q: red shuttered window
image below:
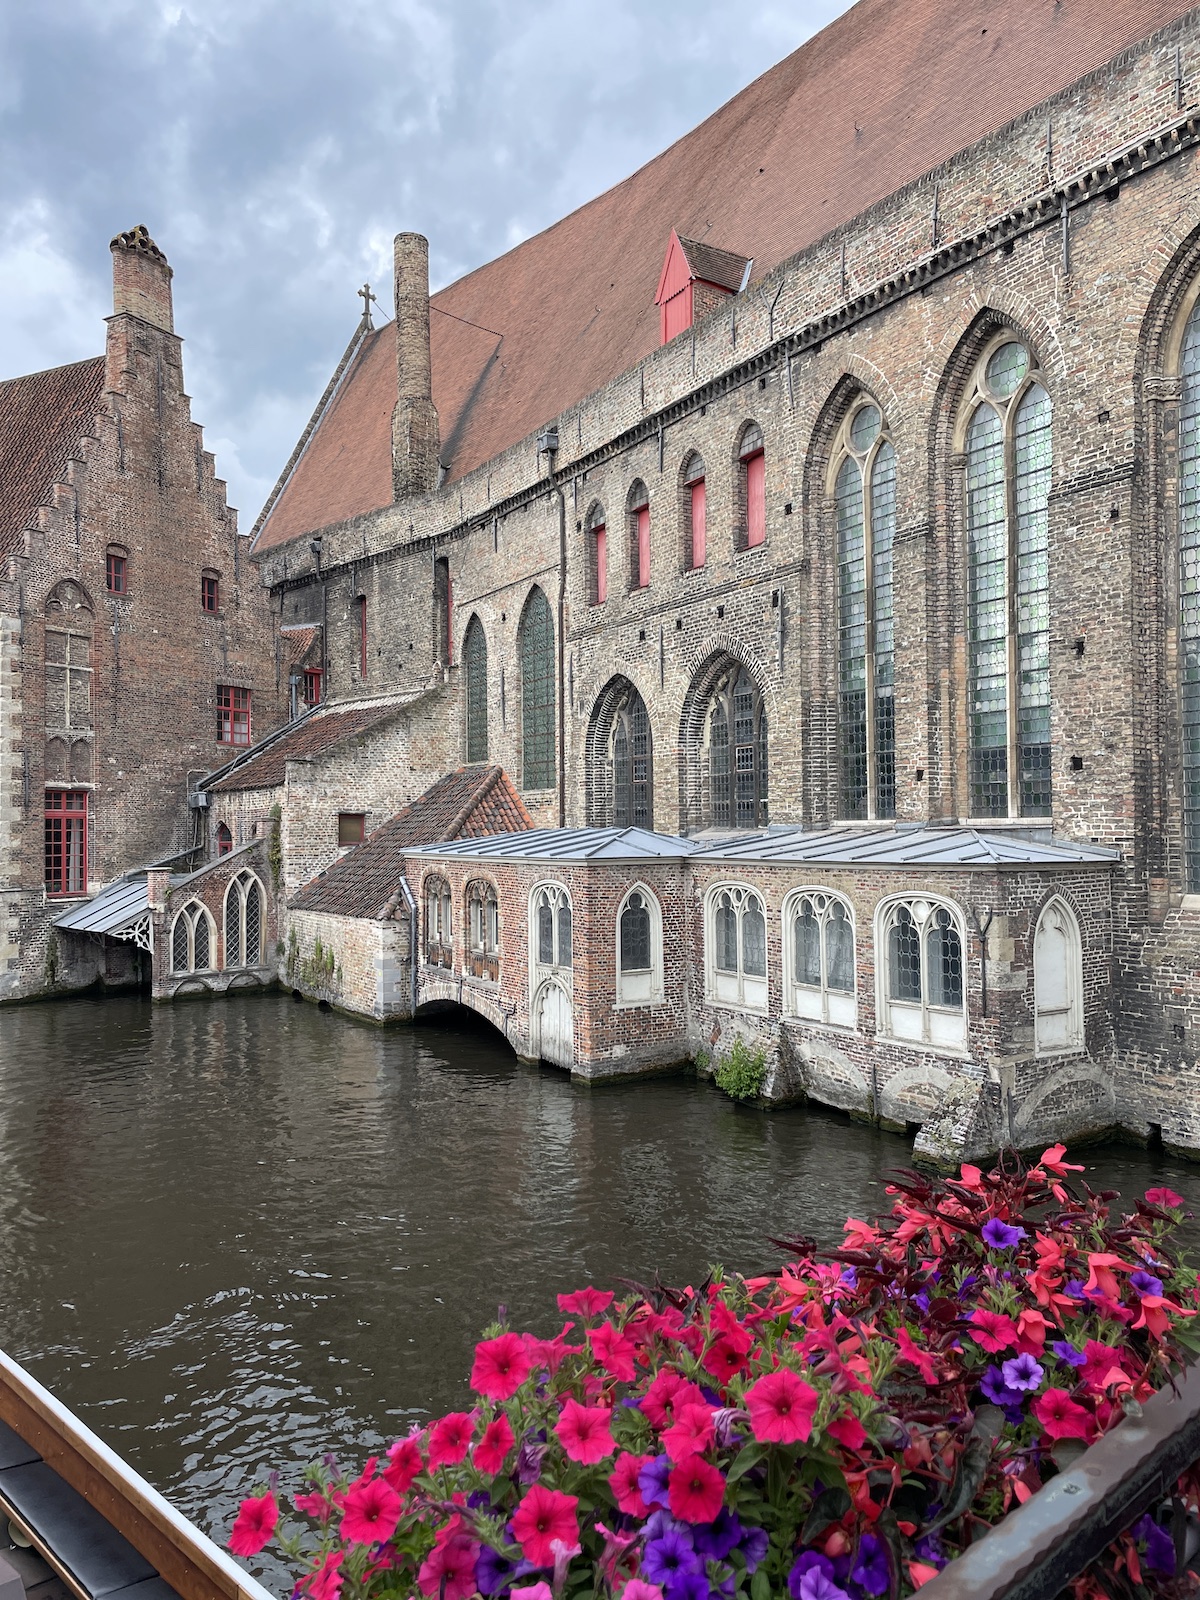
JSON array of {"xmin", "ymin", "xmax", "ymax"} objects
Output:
[
  {"xmin": 217, "ymin": 685, "xmax": 252, "ymax": 745},
  {"xmin": 746, "ymin": 450, "xmax": 766, "ymax": 548},
  {"xmin": 106, "ymin": 549, "xmax": 127, "ymax": 594},
  {"xmin": 302, "ymin": 668, "xmax": 323, "ymax": 707},
  {"xmin": 690, "ymin": 478, "xmax": 707, "ymax": 569},
  {"xmin": 45, "ymin": 790, "xmax": 88, "ymax": 895},
  {"xmin": 636, "ymin": 505, "xmax": 651, "ymax": 588},
  {"xmin": 594, "ymin": 525, "xmax": 607, "ymax": 605}
]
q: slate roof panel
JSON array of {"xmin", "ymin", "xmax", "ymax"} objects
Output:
[
  {"xmin": 251, "ymin": 0, "xmax": 1191, "ymax": 552},
  {"xmin": 54, "ymin": 875, "xmax": 149, "ymax": 935},
  {"xmin": 0, "ymin": 357, "xmax": 105, "ymax": 556}
]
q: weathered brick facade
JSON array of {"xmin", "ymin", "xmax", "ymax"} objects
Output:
[{"xmin": 0, "ymin": 228, "xmax": 284, "ymax": 1000}]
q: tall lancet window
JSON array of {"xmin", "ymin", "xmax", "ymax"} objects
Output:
[
  {"xmin": 833, "ymin": 401, "xmax": 896, "ymax": 819},
  {"xmin": 1180, "ymin": 304, "xmax": 1200, "ymax": 889},
  {"xmin": 964, "ymin": 338, "xmax": 1053, "ymax": 819},
  {"xmin": 464, "ymin": 615, "xmax": 488, "ymax": 763}
]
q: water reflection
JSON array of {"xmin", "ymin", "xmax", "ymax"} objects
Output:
[{"xmin": 0, "ymin": 992, "xmax": 1195, "ymax": 1549}]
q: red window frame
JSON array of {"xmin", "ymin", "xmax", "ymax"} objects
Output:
[
  {"xmin": 635, "ymin": 505, "xmax": 651, "ymax": 589},
  {"xmin": 216, "ymin": 822, "xmax": 233, "ymax": 856},
  {"xmin": 302, "ymin": 668, "xmax": 323, "ymax": 707},
  {"xmin": 201, "ymin": 573, "xmax": 220, "ymax": 612},
  {"xmin": 744, "ymin": 450, "xmax": 766, "ymax": 549},
  {"xmin": 593, "ymin": 525, "xmax": 607, "ymax": 605},
  {"xmin": 690, "ymin": 478, "xmax": 707, "ymax": 569},
  {"xmin": 217, "ymin": 684, "xmax": 252, "ymax": 746},
  {"xmin": 45, "ymin": 789, "xmax": 88, "ymax": 896},
  {"xmin": 106, "ymin": 550, "xmax": 127, "ymax": 594},
  {"xmin": 358, "ymin": 596, "xmax": 368, "ymax": 677}
]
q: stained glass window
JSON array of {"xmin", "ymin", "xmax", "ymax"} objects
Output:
[
  {"xmin": 612, "ymin": 687, "xmax": 652, "ymax": 829},
  {"xmin": 520, "ymin": 588, "xmax": 555, "ymax": 790},
  {"xmin": 1180, "ymin": 305, "xmax": 1200, "ymax": 889},
  {"xmin": 707, "ymin": 665, "xmax": 767, "ymax": 828},
  {"xmin": 464, "ymin": 616, "xmax": 488, "ymax": 763}
]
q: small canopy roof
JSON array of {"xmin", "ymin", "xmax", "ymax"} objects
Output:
[{"xmin": 54, "ymin": 875, "xmax": 149, "ymax": 936}]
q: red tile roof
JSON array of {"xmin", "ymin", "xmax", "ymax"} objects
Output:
[
  {"xmin": 208, "ymin": 699, "xmax": 408, "ymax": 792},
  {"xmin": 288, "ymin": 765, "xmax": 533, "ymax": 918},
  {"xmin": 0, "ymin": 357, "xmax": 105, "ymax": 555},
  {"xmin": 251, "ymin": 0, "xmax": 1191, "ymax": 552}
]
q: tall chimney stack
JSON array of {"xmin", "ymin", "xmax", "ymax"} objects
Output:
[
  {"xmin": 391, "ymin": 232, "xmax": 441, "ymax": 498},
  {"xmin": 109, "ymin": 224, "xmax": 174, "ymax": 332}
]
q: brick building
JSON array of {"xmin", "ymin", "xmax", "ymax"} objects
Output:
[
  {"xmin": 167, "ymin": 0, "xmax": 1200, "ymax": 1157},
  {"xmin": 0, "ymin": 226, "xmax": 284, "ymax": 999}
]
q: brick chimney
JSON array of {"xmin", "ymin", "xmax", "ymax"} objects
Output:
[
  {"xmin": 109, "ymin": 224, "xmax": 174, "ymax": 332},
  {"xmin": 391, "ymin": 232, "xmax": 441, "ymax": 498}
]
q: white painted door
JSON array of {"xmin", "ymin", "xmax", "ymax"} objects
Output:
[{"xmin": 536, "ymin": 982, "xmax": 574, "ymax": 1068}]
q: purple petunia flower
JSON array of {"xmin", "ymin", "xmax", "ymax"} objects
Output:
[
  {"xmin": 641, "ymin": 1530, "xmax": 702, "ymax": 1586},
  {"xmin": 1130, "ymin": 1269, "xmax": 1165, "ymax": 1298},
  {"xmin": 1131, "ymin": 1515, "xmax": 1176, "ymax": 1575},
  {"xmin": 639, "ymin": 1455, "xmax": 673, "ymax": 1510},
  {"xmin": 796, "ymin": 1572, "xmax": 852, "ymax": 1600},
  {"xmin": 980, "ymin": 1366, "xmax": 1024, "ymax": 1408},
  {"xmin": 789, "ymin": 1551, "xmax": 835, "ymax": 1597},
  {"xmin": 840, "ymin": 1266, "xmax": 858, "ymax": 1288},
  {"xmin": 1052, "ymin": 1340, "xmax": 1087, "ymax": 1368},
  {"xmin": 1001, "ymin": 1353, "xmax": 1044, "ymax": 1393},
  {"xmin": 1064, "ymin": 1279, "xmax": 1085, "ymax": 1299},
  {"xmin": 644, "ymin": 1509, "xmax": 686, "ymax": 1542},
  {"xmin": 665, "ymin": 1574, "xmax": 709, "ymax": 1600},
  {"xmin": 913, "ymin": 1535, "xmax": 946, "ymax": 1571},
  {"xmin": 514, "ymin": 1436, "xmax": 546, "ymax": 1485},
  {"xmin": 851, "ymin": 1534, "xmax": 889, "ymax": 1597},
  {"xmin": 913, "ymin": 1290, "xmax": 931, "ymax": 1313},
  {"xmin": 740, "ymin": 1527, "xmax": 769, "ymax": 1575},
  {"xmin": 693, "ymin": 1510, "xmax": 743, "ymax": 1562},
  {"xmin": 981, "ymin": 1218, "xmax": 1026, "ymax": 1250}
]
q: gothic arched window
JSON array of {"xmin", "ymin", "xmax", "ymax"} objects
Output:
[
  {"xmin": 1179, "ymin": 303, "xmax": 1200, "ymax": 888},
  {"xmin": 532, "ymin": 884, "xmax": 572, "ymax": 971},
  {"xmin": 963, "ymin": 338, "xmax": 1053, "ymax": 819},
  {"xmin": 171, "ymin": 901, "xmax": 214, "ymax": 975},
  {"xmin": 44, "ymin": 581, "xmax": 94, "ymax": 733},
  {"xmin": 705, "ymin": 665, "xmax": 768, "ymax": 828},
  {"xmin": 628, "ymin": 481, "xmax": 651, "ymax": 590},
  {"xmin": 464, "ymin": 615, "xmax": 489, "ymax": 763},
  {"xmin": 784, "ymin": 889, "xmax": 856, "ymax": 1027},
  {"xmin": 424, "ymin": 875, "xmax": 453, "ymax": 968},
  {"xmin": 706, "ymin": 884, "xmax": 768, "ymax": 1010},
  {"xmin": 617, "ymin": 885, "xmax": 663, "ymax": 1006},
  {"xmin": 877, "ymin": 896, "xmax": 965, "ymax": 1050},
  {"xmin": 519, "ymin": 587, "xmax": 555, "ymax": 791},
  {"xmin": 223, "ymin": 870, "xmax": 264, "ymax": 969},
  {"xmin": 736, "ymin": 423, "xmax": 766, "ymax": 550},
  {"xmin": 833, "ymin": 400, "xmax": 896, "ymax": 819},
  {"xmin": 612, "ymin": 687, "xmax": 652, "ymax": 830},
  {"xmin": 1033, "ymin": 896, "xmax": 1083, "ymax": 1055},
  {"xmin": 467, "ymin": 879, "xmax": 499, "ymax": 980},
  {"xmin": 216, "ymin": 822, "xmax": 233, "ymax": 856},
  {"xmin": 682, "ymin": 452, "xmax": 706, "ymax": 570}
]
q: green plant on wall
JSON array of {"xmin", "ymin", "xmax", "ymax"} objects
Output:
[
  {"xmin": 713, "ymin": 1036, "xmax": 767, "ymax": 1102},
  {"xmin": 43, "ymin": 930, "xmax": 59, "ymax": 988},
  {"xmin": 268, "ymin": 803, "xmax": 283, "ymax": 891}
]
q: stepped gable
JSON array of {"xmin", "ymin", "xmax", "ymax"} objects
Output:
[
  {"xmin": 0, "ymin": 357, "xmax": 105, "ymax": 555},
  {"xmin": 208, "ymin": 699, "xmax": 407, "ymax": 793},
  {"xmin": 251, "ymin": 0, "xmax": 1192, "ymax": 553},
  {"xmin": 289, "ymin": 766, "xmax": 532, "ymax": 919}
]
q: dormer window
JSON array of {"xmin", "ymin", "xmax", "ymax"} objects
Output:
[{"xmin": 655, "ymin": 230, "xmax": 751, "ymax": 345}]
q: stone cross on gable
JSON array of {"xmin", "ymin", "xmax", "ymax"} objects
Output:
[{"xmin": 358, "ymin": 283, "xmax": 377, "ymax": 330}]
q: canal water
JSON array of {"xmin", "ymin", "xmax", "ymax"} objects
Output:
[{"xmin": 0, "ymin": 992, "xmax": 1197, "ymax": 1553}]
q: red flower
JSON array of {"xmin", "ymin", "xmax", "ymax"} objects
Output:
[
  {"xmin": 471, "ymin": 1332, "xmax": 532, "ymax": 1401},
  {"xmin": 524, "ymin": 1322, "xmax": 584, "ymax": 1375},
  {"xmin": 300, "ymin": 1551, "xmax": 344, "ymax": 1600},
  {"xmin": 228, "ymin": 1490, "xmax": 278, "ymax": 1556},
  {"xmin": 968, "ymin": 1309, "xmax": 1019, "ymax": 1354},
  {"xmin": 642, "ymin": 1369, "xmax": 705, "ymax": 1431},
  {"xmin": 341, "ymin": 1476, "xmax": 402, "ymax": 1545},
  {"xmin": 1146, "ymin": 1187, "xmax": 1185, "ymax": 1210},
  {"xmin": 744, "ymin": 1369, "xmax": 819, "ymax": 1445},
  {"xmin": 702, "ymin": 1335, "xmax": 751, "ymax": 1384},
  {"xmin": 474, "ymin": 1413, "xmax": 515, "ymax": 1474},
  {"xmin": 667, "ymin": 1454, "xmax": 726, "ymax": 1524},
  {"xmin": 382, "ymin": 1436, "xmax": 423, "ymax": 1494},
  {"xmin": 418, "ymin": 1531, "xmax": 480, "ymax": 1600},
  {"xmin": 1032, "ymin": 1388, "xmax": 1094, "ymax": 1441},
  {"xmin": 511, "ymin": 1484, "xmax": 580, "ymax": 1567},
  {"xmin": 896, "ymin": 1327, "xmax": 938, "ymax": 1385},
  {"xmin": 826, "ymin": 1411, "xmax": 868, "ymax": 1451},
  {"xmin": 663, "ymin": 1401, "xmax": 715, "ymax": 1462},
  {"xmin": 1081, "ymin": 1340, "xmax": 1128, "ymax": 1395},
  {"xmin": 1039, "ymin": 1144, "xmax": 1084, "ymax": 1177},
  {"xmin": 428, "ymin": 1412, "xmax": 475, "ymax": 1468},
  {"xmin": 293, "ymin": 1486, "xmax": 333, "ymax": 1521},
  {"xmin": 590, "ymin": 1321, "xmax": 637, "ymax": 1382},
  {"xmin": 557, "ymin": 1287, "xmax": 614, "ymax": 1318},
  {"xmin": 556, "ymin": 1398, "xmax": 615, "ymax": 1464},
  {"xmin": 609, "ymin": 1452, "xmax": 653, "ymax": 1517}
]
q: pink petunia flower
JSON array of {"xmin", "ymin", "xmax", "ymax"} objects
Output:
[
  {"xmin": 1146, "ymin": 1187, "xmax": 1185, "ymax": 1210},
  {"xmin": 340, "ymin": 1476, "xmax": 402, "ymax": 1545},
  {"xmin": 667, "ymin": 1453, "xmax": 726, "ymax": 1523},
  {"xmin": 896, "ymin": 1327, "xmax": 938, "ymax": 1386},
  {"xmin": 968, "ymin": 1309, "xmax": 1019, "ymax": 1354},
  {"xmin": 1032, "ymin": 1388, "xmax": 1094, "ymax": 1441},
  {"xmin": 293, "ymin": 1486, "xmax": 333, "ymax": 1521},
  {"xmin": 427, "ymin": 1411, "xmax": 475, "ymax": 1468},
  {"xmin": 228, "ymin": 1491, "xmax": 278, "ymax": 1557},
  {"xmin": 382, "ymin": 1436, "xmax": 423, "ymax": 1494},
  {"xmin": 642, "ymin": 1369, "xmax": 706, "ymax": 1431},
  {"xmin": 510, "ymin": 1587, "xmax": 554, "ymax": 1600},
  {"xmin": 609, "ymin": 1452, "xmax": 653, "ymax": 1517},
  {"xmin": 702, "ymin": 1334, "xmax": 752, "ymax": 1384},
  {"xmin": 744, "ymin": 1369, "xmax": 819, "ymax": 1445},
  {"xmin": 511, "ymin": 1484, "xmax": 580, "ymax": 1567},
  {"xmin": 471, "ymin": 1331, "xmax": 532, "ymax": 1401},
  {"xmin": 826, "ymin": 1411, "xmax": 867, "ymax": 1451},
  {"xmin": 557, "ymin": 1287, "xmax": 614, "ymax": 1318},
  {"xmin": 556, "ymin": 1398, "xmax": 615, "ymax": 1464},
  {"xmin": 621, "ymin": 1583, "xmax": 665, "ymax": 1600},
  {"xmin": 590, "ymin": 1321, "xmax": 638, "ymax": 1382},
  {"xmin": 417, "ymin": 1531, "xmax": 480, "ymax": 1600},
  {"xmin": 300, "ymin": 1551, "xmax": 345, "ymax": 1600},
  {"xmin": 474, "ymin": 1412, "xmax": 516, "ymax": 1474},
  {"xmin": 663, "ymin": 1401, "xmax": 715, "ymax": 1463}
]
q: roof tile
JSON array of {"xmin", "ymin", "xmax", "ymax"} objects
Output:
[
  {"xmin": 209, "ymin": 699, "xmax": 409, "ymax": 792},
  {"xmin": 0, "ymin": 358, "xmax": 105, "ymax": 555}
]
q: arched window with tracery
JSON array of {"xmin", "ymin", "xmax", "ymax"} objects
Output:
[
  {"xmin": 617, "ymin": 884, "xmax": 663, "ymax": 1005},
  {"xmin": 171, "ymin": 901, "xmax": 214, "ymax": 975},
  {"xmin": 612, "ymin": 687, "xmax": 652, "ymax": 830},
  {"xmin": 424, "ymin": 875, "xmax": 453, "ymax": 968},
  {"xmin": 464, "ymin": 615, "xmax": 489, "ymax": 763},
  {"xmin": 532, "ymin": 884, "xmax": 572, "ymax": 972},
  {"xmin": 44, "ymin": 581, "xmax": 94, "ymax": 734},
  {"xmin": 706, "ymin": 883, "xmax": 768, "ymax": 1010},
  {"xmin": 223, "ymin": 870, "xmax": 264, "ymax": 969},
  {"xmin": 784, "ymin": 889, "xmax": 856, "ymax": 1026},
  {"xmin": 877, "ymin": 896, "xmax": 965, "ymax": 1050},
  {"xmin": 519, "ymin": 587, "xmax": 555, "ymax": 791},
  {"xmin": 833, "ymin": 399, "xmax": 896, "ymax": 819},
  {"xmin": 467, "ymin": 879, "xmax": 499, "ymax": 980},
  {"xmin": 1178, "ymin": 302, "xmax": 1200, "ymax": 888},
  {"xmin": 705, "ymin": 665, "xmax": 768, "ymax": 828},
  {"xmin": 963, "ymin": 337, "xmax": 1053, "ymax": 819}
]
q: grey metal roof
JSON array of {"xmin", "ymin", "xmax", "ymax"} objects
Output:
[
  {"xmin": 689, "ymin": 825, "xmax": 1120, "ymax": 868},
  {"xmin": 405, "ymin": 826, "xmax": 700, "ymax": 863},
  {"xmin": 54, "ymin": 875, "xmax": 150, "ymax": 935},
  {"xmin": 407, "ymin": 824, "xmax": 1119, "ymax": 869}
]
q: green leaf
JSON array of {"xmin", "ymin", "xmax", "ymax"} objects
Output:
[
  {"xmin": 727, "ymin": 1441, "xmax": 771, "ymax": 1483},
  {"xmin": 801, "ymin": 1486, "xmax": 852, "ymax": 1544},
  {"xmin": 751, "ymin": 1568, "xmax": 772, "ymax": 1600}
]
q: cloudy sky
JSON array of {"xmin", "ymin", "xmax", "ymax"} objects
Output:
[{"xmin": 0, "ymin": 0, "xmax": 849, "ymax": 526}]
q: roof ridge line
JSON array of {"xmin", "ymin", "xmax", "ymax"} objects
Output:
[{"xmin": 446, "ymin": 764, "xmax": 503, "ymax": 838}]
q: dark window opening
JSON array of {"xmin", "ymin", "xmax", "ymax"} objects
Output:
[
  {"xmin": 338, "ymin": 812, "xmax": 365, "ymax": 847},
  {"xmin": 106, "ymin": 549, "xmax": 127, "ymax": 595},
  {"xmin": 201, "ymin": 572, "xmax": 220, "ymax": 612}
]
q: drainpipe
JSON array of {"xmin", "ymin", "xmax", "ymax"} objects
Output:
[
  {"xmin": 539, "ymin": 427, "xmax": 566, "ymax": 827},
  {"xmin": 398, "ymin": 876, "xmax": 418, "ymax": 1019}
]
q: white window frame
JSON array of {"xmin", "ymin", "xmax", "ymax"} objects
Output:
[
  {"xmin": 1033, "ymin": 895, "xmax": 1084, "ymax": 1056},
  {"xmin": 424, "ymin": 875, "xmax": 453, "ymax": 967},
  {"xmin": 782, "ymin": 888, "xmax": 857, "ymax": 1028},
  {"xmin": 615, "ymin": 882, "xmax": 664, "ymax": 1008},
  {"xmin": 170, "ymin": 900, "xmax": 215, "ymax": 975},
  {"xmin": 529, "ymin": 881, "xmax": 573, "ymax": 1001},
  {"xmin": 875, "ymin": 895, "xmax": 967, "ymax": 1052},
  {"xmin": 222, "ymin": 869, "xmax": 265, "ymax": 970},
  {"xmin": 704, "ymin": 883, "xmax": 769, "ymax": 1012}
]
